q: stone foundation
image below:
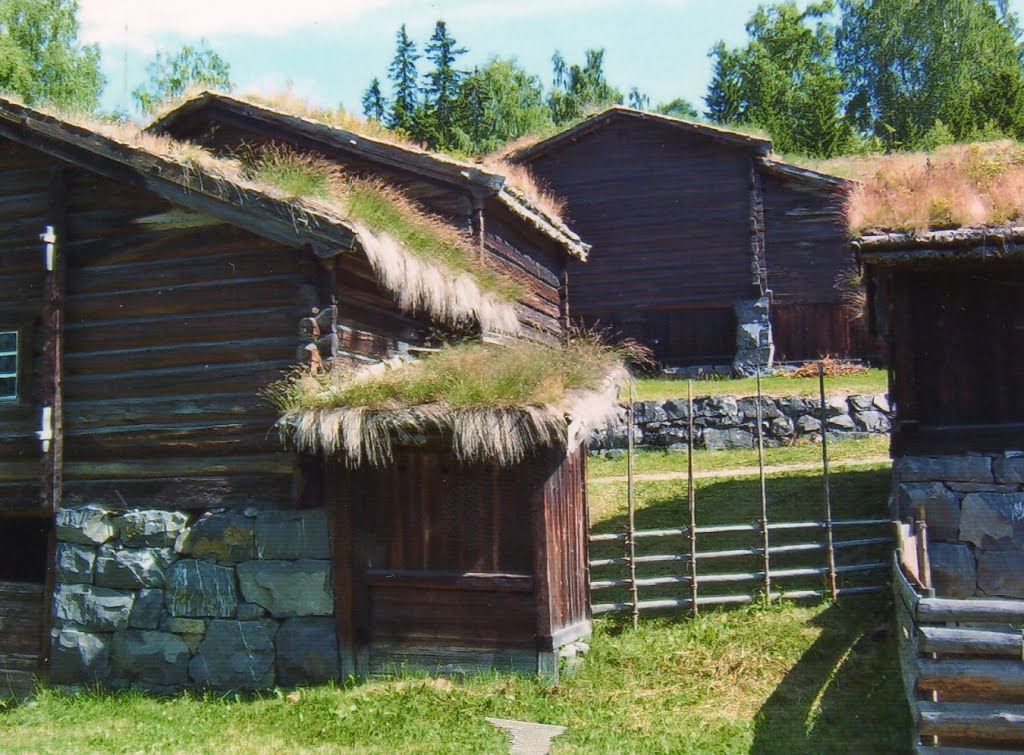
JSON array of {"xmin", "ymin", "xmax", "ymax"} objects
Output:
[
  {"xmin": 51, "ymin": 504, "xmax": 338, "ymax": 691},
  {"xmin": 892, "ymin": 453, "xmax": 1024, "ymax": 599},
  {"xmin": 733, "ymin": 297, "xmax": 774, "ymax": 377},
  {"xmin": 590, "ymin": 392, "xmax": 892, "ymax": 452}
]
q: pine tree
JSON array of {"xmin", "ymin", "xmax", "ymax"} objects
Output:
[
  {"xmin": 422, "ymin": 20, "xmax": 467, "ymax": 149},
  {"xmin": 362, "ymin": 77, "xmax": 386, "ymax": 121},
  {"xmin": 386, "ymin": 24, "xmax": 419, "ymax": 134},
  {"xmin": 548, "ymin": 49, "xmax": 622, "ymax": 124}
]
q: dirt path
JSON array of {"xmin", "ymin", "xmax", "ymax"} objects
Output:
[{"xmin": 591, "ymin": 456, "xmax": 891, "ymax": 484}]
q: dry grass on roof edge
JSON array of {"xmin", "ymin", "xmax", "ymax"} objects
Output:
[
  {"xmin": 803, "ymin": 140, "xmax": 1024, "ymax": 236},
  {"xmin": 267, "ymin": 335, "xmax": 643, "ymax": 467}
]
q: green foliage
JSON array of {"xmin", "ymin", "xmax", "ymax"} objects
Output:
[
  {"xmin": 0, "ymin": 0, "xmax": 103, "ymax": 111},
  {"xmin": 243, "ymin": 145, "xmax": 340, "ymax": 199},
  {"xmin": 361, "ymin": 77, "xmax": 386, "ymax": 122},
  {"xmin": 418, "ymin": 20, "xmax": 467, "ymax": 149},
  {"xmin": 386, "ymin": 24, "xmax": 419, "ymax": 134},
  {"xmin": 656, "ymin": 97, "xmax": 701, "ymax": 120},
  {"xmin": 549, "ymin": 48, "xmax": 623, "ymax": 125},
  {"xmin": 451, "ymin": 57, "xmax": 552, "ymax": 153},
  {"xmin": 131, "ymin": 40, "xmax": 231, "ymax": 113},
  {"xmin": 837, "ymin": 0, "xmax": 1024, "ymax": 148},
  {"xmin": 706, "ymin": 1, "xmax": 857, "ymax": 157}
]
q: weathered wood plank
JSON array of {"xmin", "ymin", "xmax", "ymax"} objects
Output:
[
  {"xmin": 918, "ymin": 701, "xmax": 1024, "ymax": 741},
  {"xmin": 917, "ymin": 657, "xmax": 1024, "ymax": 698},
  {"xmin": 919, "ymin": 626, "xmax": 1024, "ymax": 658},
  {"xmin": 917, "ymin": 597, "xmax": 1024, "ymax": 625}
]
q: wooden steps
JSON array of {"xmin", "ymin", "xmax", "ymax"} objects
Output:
[{"xmin": 0, "ymin": 580, "xmax": 44, "ymax": 698}]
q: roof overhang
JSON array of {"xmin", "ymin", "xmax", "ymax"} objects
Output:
[{"xmin": 855, "ymin": 226, "xmax": 1024, "ymax": 267}]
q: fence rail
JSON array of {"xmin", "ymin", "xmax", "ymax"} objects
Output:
[{"xmin": 590, "ymin": 362, "xmax": 892, "ymax": 618}]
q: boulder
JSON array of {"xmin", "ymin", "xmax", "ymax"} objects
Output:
[
  {"xmin": 129, "ymin": 589, "xmax": 164, "ymax": 630},
  {"xmin": 737, "ymin": 396, "xmax": 781, "ymax": 421},
  {"xmin": 703, "ymin": 428, "xmax": 753, "ymax": 450},
  {"xmin": 275, "ymin": 617, "xmax": 340, "ymax": 686},
  {"xmin": 854, "ymin": 410, "xmax": 890, "ymax": 433},
  {"xmin": 236, "ymin": 602, "xmax": 267, "ymax": 620},
  {"xmin": 53, "ymin": 584, "xmax": 134, "ymax": 631},
  {"xmin": 826, "ymin": 414, "xmax": 857, "ymax": 431},
  {"xmin": 897, "ymin": 483, "xmax": 961, "ymax": 541},
  {"xmin": 795, "ymin": 415, "xmax": 822, "ymax": 434},
  {"xmin": 770, "ymin": 415, "xmax": 794, "ymax": 437},
  {"xmin": 959, "ymin": 493, "xmax": 1024, "ymax": 549},
  {"xmin": 848, "ymin": 394, "xmax": 876, "ymax": 413},
  {"xmin": 165, "ymin": 559, "xmax": 238, "ymax": 618},
  {"xmin": 824, "ymin": 395, "xmax": 850, "ymax": 418},
  {"xmin": 236, "ymin": 560, "xmax": 332, "ymax": 617},
  {"xmin": 928, "ymin": 543, "xmax": 977, "ymax": 599},
  {"xmin": 54, "ymin": 543, "xmax": 96, "ymax": 585},
  {"xmin": 175, "ymin": 512, "xmax": 255, "ymax": 562},
  {"xmin": 255, "ymin": 509, "xmax": 331, "ymax": 560},
  {"xmin": 116, "ymin": 510, "xmax": 190, "ymax": 547},
  {"xmin": 993, "ymin": 456, "xmax": 1024, "ymax": 484},
  {"xmin": 110, "ymin": 630, "xmax": 190, "ymax": 688},
  {"xmin": 661, "ymin": 399, "xmax": 689, "ymax": 421},
  {"xmin": 56, "ymin": 505, "xmax": 115, "ymax": 546},
  {"xmin": 698, "ymin": 396, "xmax": 739, "ymax": 421},
  {"xmin": 977, "ymin": 551, "xmax": 1024, "ymax": 599},
  {"xmin": 94, "ymin": 546, "xmax": 173, "ymax": 590},
  {"xmin": 894, "ymin": 456, "xmax": 993, "ymax": 484},
  {"xmin": 50, "ymin": 628, "xmax": 109, "ymax": 683},
  {"xmin": 636, "ymin": 401, "xmax": 668, "ymax": 423},
  {"xmin": 873, "ymin": 394, "xmax": 892, "ymax": 413},
  {"xmin": 777, "ymin": 396, "xmax": 817, "ymax": 418},
  {"xmin": 189, "ymin": 619, "xmax": 277, "ymax": 689}
]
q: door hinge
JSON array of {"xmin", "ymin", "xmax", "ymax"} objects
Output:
[
  {"xmin": 37, "ymin": 405, "xmax": 53, "ymax": 452},
  {"xmin": 40, "ymin": 225, "xmax": 56, "ymax": 271}
]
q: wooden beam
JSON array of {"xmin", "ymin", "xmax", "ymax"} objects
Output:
[{"xmin": 40, "ymin": 166, "xmax": 66, "ymax": 513}]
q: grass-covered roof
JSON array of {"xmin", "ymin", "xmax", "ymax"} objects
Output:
[{"xmin": 269, "ymin": 336, "xmax": 635, "ymax": 467}]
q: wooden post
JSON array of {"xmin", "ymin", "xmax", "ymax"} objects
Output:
[
  {"xmin": 687, "ymin": 380, "xmax": 698, "ymax": 617},
  {"xmin": 40, "ymin": 166, "xmax": 67, "ymax": 514},
  {"xmin": 818, "ymin": 361, "xmax": 838, "ymax": 600},
  {"xmin": 756, "ymin": 367, "xmax": 771, "ymax": 601},
  {"xmin": 916, "ymin": 506, "xmax": 932, "ymax": 591},
  {"xmin": 627, "ymin": 382, "xmax": 639, "ymax": 629}
]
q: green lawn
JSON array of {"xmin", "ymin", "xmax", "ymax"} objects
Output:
[
  {"xmin": 0, "ymin": 442, "xmax": 907, "ymax": 754},
  {"xmin": 633, "ymin": 369, "xmax": 888, "ymax": 402}
]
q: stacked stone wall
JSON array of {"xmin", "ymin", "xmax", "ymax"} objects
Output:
[
  {"xmin": 590, "ymin": 392, "xmax": 892, "ymax": 453},
  {"xmin": 51, "ymin": 504, "xmax": 339, "ymax": 692},
  {"xmin": 892, "ymin": 453, "xmax": 1024, "ymax": 600}
]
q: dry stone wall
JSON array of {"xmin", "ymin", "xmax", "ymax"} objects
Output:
[
  {"xmin": 892, "ymin": 453, "xmax": 1024, "ymax": 600},
  {"xmin": 51, "ymin": 504, "xmax": 339, "ymax": 692},
  {"xmin": 590, "ymin": 392, "xmax": 892, "ymax": 453}
]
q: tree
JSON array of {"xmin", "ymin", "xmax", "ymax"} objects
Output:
[
  {"xmin": 0, "ymin": 0, "xmax": 103, "ymax": 112},
  {"xmin": 705, "ymin": 2, "xmax": 855, "ymax": 157},
  {"xmin": 656, "ymin": 97, "xmax": 700, "ymax": 120},
  {"xmin": 628, "ymin": 87, "xmax": 650, "ymax": 111},
  {"xmin": 421, "ymin": 20, "xmax": 467, "ymax": 149},
  {"xmin": 362, "ymin": 77, "xmax": 386, "ymax": 121},
  {"xmin": 386, "ymin": 24, "xmax": 419, "ymax": 135},
  {"xmin": 837, "ymin": 0, "xmax": 1024, "ymax": 147},
  {"xmin": 451, "ymin": 57, "xmax": 552, "ymax": 153},
  {"xmin": 549, "ymin": 49, "xmax": 622, "ymax": 124},
  {"xmin": 131, "ymin": 40, "xmax": 231, "ymax": 113}
]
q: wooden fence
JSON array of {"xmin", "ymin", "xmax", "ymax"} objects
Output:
[
  {"xmin": 893, "ymin": 522, "xmax": 1024, "ymax": 752},
  {"xmin": 591, "ymin": 364, "xmax": 892, "ymax": 624}
]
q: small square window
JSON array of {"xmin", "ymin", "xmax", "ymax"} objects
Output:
[{"xmin": 0, "ymin": 331, "xmax": 17, "ymax": 400}]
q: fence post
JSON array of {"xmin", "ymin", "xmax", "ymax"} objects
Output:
[
  {"xmin": 818, "ymin": 361, "xmax": 838, "ymax": 601},
  {"xmin": 627, "ymin": 382, "xmax": 639, "ymax": 629},
  {"xmin": 687, "ymin": 379, "xmax": 698, "ymax": 617},
  {"xmin": 756, "ymin": 366, "xmax": 772, "ymax": 601}
]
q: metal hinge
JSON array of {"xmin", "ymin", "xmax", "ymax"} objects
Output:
[
  {"xmin": 40, "ymin": 225, "xmax": 56, "ymax": 271},
  {"xmin": 37, "ymin": 405, "xmax": 53, "ymax": 452}
]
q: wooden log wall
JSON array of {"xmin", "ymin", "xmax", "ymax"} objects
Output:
[
  {"xmin": 893, "ymin": 552, "xmax": 1024, "ymax": 751},
  {"xmin": 0, "ymin": 139, "xmax": 429, "ymax": 511},
  {"xmin": 157, "ymin": 106, "xmax": 568, "ymax": 337}
]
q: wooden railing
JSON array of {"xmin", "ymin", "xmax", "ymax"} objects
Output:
[{"xmin": 893, "ymin": 522, "xmax": 1024, "ymax": 753}]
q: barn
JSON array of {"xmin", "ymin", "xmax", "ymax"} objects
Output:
[
  {"xmin": 0, "ymin": 95, "xmax": 598, "ymax": 693},
  {"xmin": 507, "ymin": 107, "xmax": 869, "ymax": 372}
]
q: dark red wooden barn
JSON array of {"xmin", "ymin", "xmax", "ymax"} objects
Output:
[{"xmin": 508, "ymin": 107, "xmax": 871, "ymax": 369}]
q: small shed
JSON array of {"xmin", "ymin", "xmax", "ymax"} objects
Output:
[
  {"xmin": 858, "ymin": 227, "xmax": 1024, "ymax": 599},
  {"xmin": 275, "ymin": 338, "xmax": 626, "ymax": 678},
  {"xmin": 507, "ymin": 108, "xmax": 869, "ymax": 370}
]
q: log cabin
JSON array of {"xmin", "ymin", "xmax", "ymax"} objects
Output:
[
  {"xmin": 858, "ymin": 227, "xmax": 1024, "ymax": 601},
  {"xmin": 507, "ymin": 107, "xmax": 869, "ymax": 371},
  {"xmin": 0, "ymin": 96, "xmax": 597, "ymax": 694}
]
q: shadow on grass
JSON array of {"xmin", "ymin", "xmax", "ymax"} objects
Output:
[{"xmin": 749, "ymin": 599, "xmax": 911, "ymax": 755}]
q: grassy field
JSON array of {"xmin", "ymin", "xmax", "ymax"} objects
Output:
[
  {"xmin": 0, "ymin": 440, "xmax": 907, "ymax": 753},
  {"xmin": 633, "ymin": 369, "xmax": 888, "ymax": 402}
]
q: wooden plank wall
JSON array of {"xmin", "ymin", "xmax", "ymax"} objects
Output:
[
  {"xmin": 772, "ymin": 303, "xmax": 875, "ymax": 363},
  {"xmin": 0, "ymin": 138, "xmax": 429, "ymax": 511},
  {"xmin": 541, "ymin": 445, "xmax": 590, "ymax": 637},
  {"xmin": 158, "ymin": 108, "xmax": 568, "ymax": 337},
  {"xmin": 526, "ymin": 119, "xmax": 756, "ymax": 319}
]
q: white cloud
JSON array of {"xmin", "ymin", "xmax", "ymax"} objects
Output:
[{"xmin": 79, "ymin": 0, "xmax": 694, "ymax": 52}]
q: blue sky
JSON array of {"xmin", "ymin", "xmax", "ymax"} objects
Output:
[{"xmin": 79, "ymin": 0, "xmax": 1024, "ymax": 118}]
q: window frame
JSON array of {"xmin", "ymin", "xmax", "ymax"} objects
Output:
[{"xmin": 0, "ymin": 329, "xmax": 19, "ymax": 402}]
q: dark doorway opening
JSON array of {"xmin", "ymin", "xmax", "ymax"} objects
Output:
[{"xmin": 0, "ymin": 516, "xmax": 52, "ymax": 583}]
